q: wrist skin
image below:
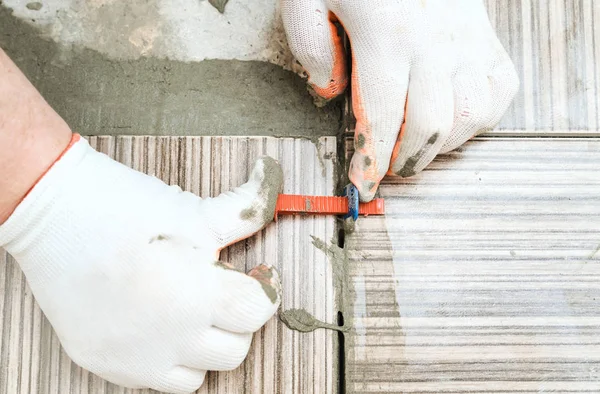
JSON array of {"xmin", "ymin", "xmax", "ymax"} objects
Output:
[{"xmin": 0, "ymin": 47, "xmax": 72, "ymax": 224}]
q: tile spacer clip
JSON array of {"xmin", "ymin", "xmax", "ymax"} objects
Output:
[{"xmin": 274, "ymin": 184, "xmax": 384, "ymax": 221}]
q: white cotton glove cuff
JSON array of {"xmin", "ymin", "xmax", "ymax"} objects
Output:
[{"xmin": 0, "ymin": 136, "xmax": 103, "ymax": 277}]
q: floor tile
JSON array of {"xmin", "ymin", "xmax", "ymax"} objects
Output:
[{"xmin": 0, "ymin": 136, "xmax": 339, "ymax": 394}]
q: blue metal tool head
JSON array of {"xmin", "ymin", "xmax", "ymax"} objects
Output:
[{"xmin": 343, "ymin": 183, "xmax": 359, "ymax": 221}]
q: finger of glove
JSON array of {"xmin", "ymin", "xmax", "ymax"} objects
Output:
[
  {"xmin": 347, "ymin": 53, "xmax": 409, "ymax": 202},
  {"xmin": 182, "ymin": 328, "xmax": 253, "ymax": 371},
  {"xmin": 154, "ymin": 366, "xmax": 206, "ymax": 394},
  {"xmin": 212, "ymin": 264, "xmax": 281, "ymax": 334},
  {"xmin": 438, "ymin": 72, "xmax": 492, "ymax": 154},
  {"xmin": 281, "ymin": 0, "xmax": 347, "ymax": 100},
  {"xmin": 486, "ymin": 57, "xmax": 520, "ymax": 127},
  {"xmin": 198, "ymin": 157, "xmax": 283, "ymax": 253},
  {"xmin": 388, "ymin": 66, "xmax": 454, "ymax": 177},
  {"xmin": 440, "ymin": 58, "xmax": 519, "ymax": 154}
]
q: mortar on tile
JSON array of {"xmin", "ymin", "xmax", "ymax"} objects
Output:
[{"xmin": 280, "ymin": 308, "xmax": 347, "ymax": 333}]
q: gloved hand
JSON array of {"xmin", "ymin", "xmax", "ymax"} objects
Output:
[
  {"xmin": 0, "ymin": 135, "xmax": 283, "ymax": 393},
  {"xmin": 282, "ymin": 0, "xmax": 519, "ymax": 201}
]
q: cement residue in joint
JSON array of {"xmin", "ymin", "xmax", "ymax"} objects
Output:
[
  {"xmin": 0, "ymin": 5, "xmax": 341, "ymax": 138},
  {"xmin": 279, "ymin": 308, "xmax": 347, "ymax": 333},
  {"xmin": 310, "ymin": 235, "xmax": 352, "ymax": 327},
  {"xmin": 343, "ymin": 217, "xmax": 356, "ymax": 235}
]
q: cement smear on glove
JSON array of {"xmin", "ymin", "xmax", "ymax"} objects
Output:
[
  {"xmin": 257, "ymin": 157, "xmax": 284, "ymax": 225},
  {"xmin": 249, "ymin": 265, "xmax": 280, "ymax": 304}
]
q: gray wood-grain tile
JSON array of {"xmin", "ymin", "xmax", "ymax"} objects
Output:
[
  {"xmin": 346, "ymin": 137, "xmax": 600, "ymax": 393},
  {"xmin": 0, "ymin": 136, "xmax": 339, "ymax": 394},
  {"xmin": 486, "ymin": 0, "xmax": 600, "ymax": 134}
]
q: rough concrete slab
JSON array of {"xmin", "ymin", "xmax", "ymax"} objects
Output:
[
  {"xmin": 0, "ymin": 136, "xmax": 340, "ymax": 394},
  {"xmin": 0, "ymin": 5, "xmax": 341, "ymax": 138},
  {"xmin": 2, "ymin": 0, "xmax": 302, "ymax": 71},
  {"xmin": 345, "ymin": 138, "xmax": 600, "ymax": 392}
]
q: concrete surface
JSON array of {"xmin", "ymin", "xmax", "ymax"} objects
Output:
[
  {"xmin": 3, "ymin": 0, "xmax": 302, "ymax": 68},
  {"xmin": 0, "ymin": 2, "xmax": 341, "ymax": 137}
]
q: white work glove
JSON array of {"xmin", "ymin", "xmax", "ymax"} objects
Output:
[
  {"xmin": 0, "ymin": 135, "xmax": 283, "ymax": 393},
  {"xmin": 282, "ymin": 0, "xmax": 519, "ymax": 201}
]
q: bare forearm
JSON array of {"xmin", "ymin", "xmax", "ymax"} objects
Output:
[{"xmin": 0, "ymin": 47, "xmax": 71, "ymax": 224}]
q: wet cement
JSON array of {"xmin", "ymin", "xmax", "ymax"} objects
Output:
[
  {"xmin": 0, "ymin": 5, "xmax": 341, "ymax": 138},
  {"xmin": 279, "ymin": 235, "xmax": 351, "ymax": 333},
  {"xmin": 257, "ymin": 156, "xmax": 284, "ymax": 224},
  {"xmin": 279, "ymin": 308, "xmax": 347, "ymax": 333}
]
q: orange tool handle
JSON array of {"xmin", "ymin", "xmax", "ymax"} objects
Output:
[{"xmin": 275, "ymin": 194, "xmax": 385, "ymax": 218}]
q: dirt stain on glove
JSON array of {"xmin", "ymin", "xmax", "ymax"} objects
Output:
[
  {"xmin": 148, "ymin": 234, "xmax": 170, "ymax": 243},
  {"xmin": 208, "ymin": 0, "xmax": 229, "ymax": 14},
  {"xmin": 396, "ymin": 132, "xmax": 439, "ymax": 178},
  {"xmin": 356, "ymin": 134, "xmax": 366, "ymax": 149},
  {"xmin": 239, "ymin": 207, "xmax": 257, "ymax": 221}
]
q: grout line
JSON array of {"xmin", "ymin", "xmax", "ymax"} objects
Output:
[{"xmin": 336, "ymin": 310, "xmax": 346, "ymax": 394}]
